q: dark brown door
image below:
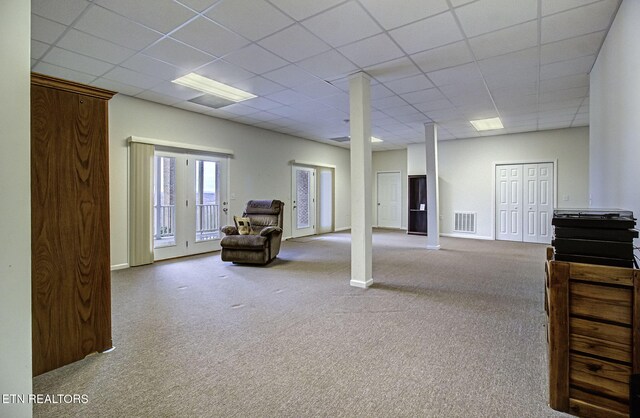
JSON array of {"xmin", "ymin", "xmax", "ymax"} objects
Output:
[{"xmin": 31, "ymin": 79, "xmax": 112, "ymax": 376}]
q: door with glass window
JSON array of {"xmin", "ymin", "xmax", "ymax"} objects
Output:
[
  {"xmin": 291, "ymin": 165, "xmax": 316, "ymax": 238},
  {"xmin": 154, "ymin": 151, "xmax": 228, "ymax": 260}
]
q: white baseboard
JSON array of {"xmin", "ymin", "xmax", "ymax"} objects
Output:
[
  {"xmin": 350, "ymin": 278, "xmax": 373, "ymax": 288},
  {"xmin": 110, "ymin": 263, "xmax": 129, "ymax": 271},
  {"xmin": 334, "ymin": 227, "xmax": 350, "ymax": 232},
  {"xmin": 440, "ymin": 233, "xmax": 493, "ymax": 240}
]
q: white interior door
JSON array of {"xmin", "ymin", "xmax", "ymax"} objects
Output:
[
  {"xmin": 292, "ymin": 165, "xmax": 316, "ymax": 238},
  {"xmin": 154, "ymin": 151, "xmax": 228, "ymax": 260},
  {"xmin": 523, "ymin": 163, "xmax": 553, "ymax": 244},
  {"xmin": 377, "ymin": 171, "xmax": 402, "ymax": 228},
  {"xmin": 496, "ymin": 164, "xmax": 523, "ymax": 241},
  {"xmin": 496, "ymin": 162, "xmax": 553, "ymax": 243}
]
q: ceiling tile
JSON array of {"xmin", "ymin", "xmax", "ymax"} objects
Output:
[
  {"xmin": 259, "ymin": 24, "xmax": 331, "ymax": 63},
  {"xmin": 267, "ymin": 0, "xmax": 345, "ymax": 20},
  {"xmin": 542, "ymin": 0, "xmax": 603, "ymax": 16},
  {"xmin": 103, "ymin": 66, "xmax": 163, "ymax": 89},
  {"xmin": 230, "ymin": 76, "xmax": 287, "ymax": 96},
  {"xmin": 450, "ymin": 0, "xmax": 475, "ymax": 6},
  {"xmin": 389, "ymin": 12, "xmax": 463, "ymax": 54},
  {"xmin": 468, "ymin": 21, "xmax": 538, "ymax": 60},
  {"xmin": 33, "ymin": 62, "xmax": 96, "ymax": 84},
  {"xmin": 241, "ymin": 97, "xmax": 283, "ymax": 111},
  {"xmin": 413, "ymin": 99, "xmax": 454, "ymax": 113},
  {"xmin": 263, "ymin": 65, "xmax": 320, "ymax": 87},
  {"xmin": 541, "ymin": 0, "xmax": 619, "ymax": 43},
  {"xmin": 455, "ymin": 0, "xmax": 537, "ymax": 37},
  {"xmin": 171, "ymin": 17, "xmax": 250, "ymax": 57},
  {"xmin": 196, "ymin": 59, "xmax": 255, "ymax": 84},
  {"xmin": 74, "ymin": 6, "xmax": 162, "ymax": 50},
  {"xmin": 175, "ymin": 0, "xmax": 222, "ymax": 12},
  {"xmin": 31, "ymin": 40, "xmax": 50, "ymax": 60},
  {"xmin": 94, "ymin": 0, "xmax": 196, "ymax": 34},
  {"xmin": 31, "ymin": 15, "xmax": 66, "ymax": 44},
  {"xmin": 121, "ymin": 54, "xmax": 188, "ymax": 81},
  {"xmin": 400, "ymin": 88, "xmax": 446, "ymax": 105},
  {"xmin": 338, "ymin": 33, "xmax": 404, "ymax": 68},
  {"xmin": 541, "ymin": 31, "xmax": 606, "ymax": 64},
  {"xmin": 90, "ymin": 78, "xmax": 145, "ymax": 96},
  {"xmin": 296, "ymin": 50, "xmax": 358, "ymax": 80},
  {"xmin": 358, "ymin": 0, "xmax": 449, "ymax": 30},
  {"xmin": 427, "ymin": 62, "xmax": 483, "ymax": 87},
  {"xmin": 540, "ymin": 55, "xmax": 595, "ymax": 80},
  {"xmin": 540, "ymin": 86, "xmax": 588, "ymax": 103},
  {"xmin": 266, "ymin": 89, "xmax": 312, "ymax": 106},
  {"xmin": 292, "ymin": 81, "xmax": 343, "ymax": 100},
  {"xmin": 540, "ymin": 74, "xmax": 589, "ymax": 93},
  {"xmin": 370, "ymin": 84, "xmax": 395, "ymax": 100},
  {"xmin": 144, "ymin": 38, "xmax": 215, "ymax": 70},
  {"xmin": 57, "ymin": 29, "xmax": 136, "ymax": 64},
  {"xmin": 372, "ymin": 95, "xmax": 407, "ymax": 110},
  {"xmin": 484, "ymin": 65, "xmax": 539, "ymax": 88},
  {"xmin": 150, "ymin": 81, "xmax": 204, "ymax": 100},
  {"xmin": 135, "ymin": 90, "xmax": 182, "ymax": 106},
  {"xmin": 223, "ymin": 44, "xmax": 288, "ymax": 74},
  {"xmin": 366, "ymin": 57, "xmax": 422, "ymax": 83},
  {"xmin": 478, "ymin": 47, "xmax": 538, "ymax": 74},
  {"xmin": 411, "ymin": 41, "xmax": 473, "ymax": 73},
  {"xmin": 206, "ymin": 0, "xmax": 294, "ymax": 41},
  {"xmin": 42, "ymin": 47, "xmax": 114, "ymax": 76},
  {"xmin": 384, "ymin": 75, "xmax": 434, "ymax": 95},
  {"xmin": 302, "ymin": 2, "xmax": 382, "ymax": 48},
  {"xmin": 32, "ymin": 0, "xmax": 90, "ymax": 25}
]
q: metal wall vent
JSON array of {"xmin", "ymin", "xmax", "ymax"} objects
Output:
[{"xmin": 454, "ymin": 211, "xmax": 477, "ymax": 233}]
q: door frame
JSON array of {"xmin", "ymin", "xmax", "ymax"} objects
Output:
[
  {"xmin": 291, "ymin": 165, "xmax": 317, "ymax": 238},
  {"xmin": 153, "ymin": 149, "xmax": 230, "ymax": 260},
  {"xmin": 491, "ymin": 159, "xmax": 558, "ymax": 241},
  {"xmin": 375, "ymin": 170, "xmax": 402, "ymax": 229}
]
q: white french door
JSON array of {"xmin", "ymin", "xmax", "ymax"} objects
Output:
[
  {"xmin": 292, "ymin": 165, "xmax": 316, "ymax": 238},
  {"xmin": 377, "ymin": 171, "xmax": 402, "ymax": 228},
  {"xmin": 495, "ymin": 162, "xmax": 553, "ymax": 244},
  {"xmin": 154, "ymin": 151, "xmax": 228, "ymax": 260}
]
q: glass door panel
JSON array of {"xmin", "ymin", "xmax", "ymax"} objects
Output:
[
  {"xmin": 195, "ymin": 159, "xmax": 220, "ymax": 243},
  {"xmin": 154, "ymin": 155, "xmax": 176, "ymax": 249}
]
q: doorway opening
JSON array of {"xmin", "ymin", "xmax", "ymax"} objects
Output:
[
  {"xmin": 291, "ymin": 164, "xmax": 334, "ymax": 238},
  {"xmin": 153, "ymin": 150, "xmax": 229, "ymax": 260}
]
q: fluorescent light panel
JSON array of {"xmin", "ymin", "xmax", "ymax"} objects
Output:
[
  {"xmin": 172, "ymin": 73, "xmax": 256, "ymax": 102},
  {"xmin": 470, "ymin": 117, "xmax": 503, "ymax": 131}
]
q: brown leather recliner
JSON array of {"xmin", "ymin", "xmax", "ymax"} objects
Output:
[{"xmin": 220, "ymin": 200, "xmax": 284, "ymax": 265}]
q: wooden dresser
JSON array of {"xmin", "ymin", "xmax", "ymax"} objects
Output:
[
  {"xmin": 545, "ymin": 251, "xmax": 639, "ymax": 417},
  {"xmin": 31, "ymin": 73, "xmax": 115, "ymax": 376}
]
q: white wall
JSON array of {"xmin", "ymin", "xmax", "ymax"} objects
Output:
[
  {"xmin": 407, "ymin": 127, "xmax": 589, "ymax": 239},
  {"xmin": 0, "ymin": 1, "xmax": 32, "ymax": 416},
  {"xmin": 590, "ymin": 0, "xmax": 640, "ymax": 223},
  {"xmin": 109, "ymin": 95, "xmax": 351, "ymax": 267},
  {"xmin": 372, "ymin": 149, "xmax": 408, "ymax": 228}
]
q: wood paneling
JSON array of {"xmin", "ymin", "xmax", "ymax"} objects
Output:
[
  {"xmin": 31, "ymin": 74, "xmax": 115, "ymax": 376},
  {"xmin": 547, "ymin": 260, "xmax": 639, "ymax": 417}
]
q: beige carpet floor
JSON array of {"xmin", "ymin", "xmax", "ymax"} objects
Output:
[{"xmin": 33, "ymin": 230, "xmax": 570, "ymax": 417}]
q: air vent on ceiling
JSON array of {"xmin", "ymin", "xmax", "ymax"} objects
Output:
[
  {"xmin": 454, "ymin": 211, "xmax": 476, "ymax": 233},
  {"xmin": 329, "ymin": 136, "xmax": 350, "ymax": 143},
  {"xmin": 188, "ymin": 94, "xmax": 235, "ymax": 109}
]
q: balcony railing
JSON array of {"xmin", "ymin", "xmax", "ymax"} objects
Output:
[
  {"xmin": 154, "ymin": 204, "xmax": 175, "ymax": 238},
  {"xmin": 154, "ymin": 204, "xmax": 220, "ymax": 241}
]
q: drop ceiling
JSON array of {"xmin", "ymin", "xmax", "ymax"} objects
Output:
[{"xmin": 30, "ymin": 0, "xmax": 621, "ymax": 150}]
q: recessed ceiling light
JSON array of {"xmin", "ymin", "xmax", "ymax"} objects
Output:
[
  {"xmin": 172, "ymin": 73, "xmax": 256, "ymax": 102},
  {"xmin": 470, "ymin": 117, "xmax": 504, "ymax": 131}
]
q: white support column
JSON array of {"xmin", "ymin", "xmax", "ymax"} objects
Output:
[
  {"xmin": 349, "ymin": 72, "xmax": 373, "ymax": 288},
  {"xmin": 425, "ymin": 123, "xmax": 440, "ymax": 250}
]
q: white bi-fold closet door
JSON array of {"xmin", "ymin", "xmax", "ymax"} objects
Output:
[{"xmin": 495, "ymin": 163, "xmax": 554, "ymax": 244}]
